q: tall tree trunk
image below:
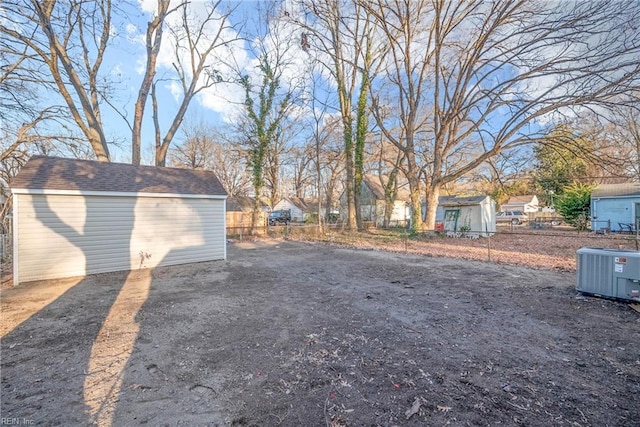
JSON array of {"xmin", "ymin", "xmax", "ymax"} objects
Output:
[
  {"xmin": 354, "ymin": 68, "xmax": 369, "ymax": 230},
  {"xmin": 32, "ymin": 0, "xmax": 112, "ymax": 161},
  {"xmin": 423, "ymin": 184, "xmax": 441, "ymax": 231},
  {"xmin": 383, "ymin": 168, "xmax": 399, "ymax": 228},
  {"xmin": 132, "ymin": 0, "xmax": 170, "ymax": 165},
  {"xmin": 252, "ymin": 195, "xmax": 263, "ymax": 233},
  {"xmin": 343, "ymin": 119, "xmax": 357, "ymax": 230},
  {"xmin": 405, "ymin": 152, "xmax": 423, "ymax": 233}
]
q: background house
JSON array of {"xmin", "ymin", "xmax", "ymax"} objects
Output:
[
  {"xmin": 432, "ymin": 195, "xmax": 496, "ymax": 237},
  {"xmin": 590, "ymin": 182, "xmax": 640, "ymax": 232},
  {"xmin": 10, "ymin": 156, "xmax": 227, "ymax": 285},
  {"xmin": 345, "ymin": 174, "xmax": 411, "ymax": 227},
  {"xmin": 273, "ymin": 197, "xmax": 318, "ymax": 222},
  {"xmin": 501, "ymin": 195, "xmax": 539, "ymax": 213}
]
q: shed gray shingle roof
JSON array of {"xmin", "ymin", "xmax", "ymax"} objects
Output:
[
  {"xmin": 11, "ymin": 156, "xmax": 227, "ymax": 196},
  {"xmin": 438, "ymin": 195, "xmax": 489, "ymax": 206}
]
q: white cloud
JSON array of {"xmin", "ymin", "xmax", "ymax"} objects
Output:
[
  {"xmin": 167, "ymin": 80, "xmax": 182, "ymax": 102},
  {"xmin": 135, "ymin": 1, "xmax": 251, "ymax": 123},
  {"xmin": 125, "ymin": 22, "xmax": 144, "ymax": 46},
  {"xmin": 198, "ymin": 81, "xmax": 246, "ymax": 124},
  {"xmin": 137, "ymin": 0, "xmax": 158, "ymax": 15},
  {"xmin": 126, "ymin": 22, "xmax": 138, "ymax": 35}
]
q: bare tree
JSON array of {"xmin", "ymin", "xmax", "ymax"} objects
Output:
[
  {"xmin": 604, "ymin": 108, "xmax": 640, "ymax": 180},
  {"xmin": 152, "ymin": 0, "xmax": 240, "ymax": 166},
  {"xmin": 1, "ymin": 29, "xmax": 92, "ymax": 230},
  {"xmin": 131, "ymin": 0, "xmax": 174, "ymax": 165},
  {"xmin": 289, "ymin": 0, "xmax": 388, "ymax": 230},
  {"xmin": 573, "ymin": 105, "xmax": 640, "ymax": 181},
  {"xmin": 0, "ymin": 0, "xmax": 114, "ymax": 160},
  {"xmin": 231, "ymin": 3, "xmax": 306, "ymax": 232},
  {"xmin": 263, "ymin": 123, "xmax": 292, "ymax": 207},
  {"xmin": 468, "ymin": 150, "xmax": 534, "ymax": 206},
  {"xmin": 308, "ymin": 90, "xmax": 327, "ymax": 229},
  {"xmin": 0, "ymin": 107, "xmax": 91, "ymax": 234},
  {"xmin": 289, "ymin": 142, "xmax": 316, "ymax": 198},
  {"xmin": 169, "ymin": 124, "xmax": 217, "ymax": 170},
  {"xmin": 367, "ymin": 0, "xmax": 640, "ymax": 231},
  {"xmin": 1, "ymin": 0, "xmax": 241, "ymax": 166},
  {"xmin": 368, "ymin": 133, "xmax": 406, "ymax": 227},
  {"xmin": 317, "ymin": 118, "xmax": 346, "ymax": 221},
  {"xmin": 211, "ymin": 142, "xmax": 252, "ymax": 197},
  {"xmin": 169, "ymin": 120, "xmax": 251, "ymax": 196}
]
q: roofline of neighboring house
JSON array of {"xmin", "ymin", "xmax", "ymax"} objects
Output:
[
  {"xmin": 591, "ymin": 194, "xmax": 640, "ymax": 199},
  {"xmin": 11, "ymin": 188, "xmax": 228, "ymax": 200}
]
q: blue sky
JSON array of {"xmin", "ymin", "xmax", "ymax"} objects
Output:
[
  {"xmin": 97, "ymin": 0, "xmax": 269, "ymax": 163},
  {"xmin": 6, "ymin": 0, "xmax": 631, "ymax": 171}
]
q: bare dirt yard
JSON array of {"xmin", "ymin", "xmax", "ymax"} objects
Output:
[{"xmin": 1, "ymin": 239, "xmax": 639, "ymax": 426}]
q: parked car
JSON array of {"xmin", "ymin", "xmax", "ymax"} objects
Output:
[
  {"xmin": 268, "ymin": 209, "xmax": 291, "ymax": 226},
  {"xmin": 496, "ymin": 210, "xmax": 529, "ymax": 225}
]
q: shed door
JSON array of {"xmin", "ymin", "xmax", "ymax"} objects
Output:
[
  {"xmin": 443, "ymin": 209, "xmax": 459, "ymax": 231},
  {"xmin": 16, "ymin": 194, "xmax": 225, "ymax": 283}
]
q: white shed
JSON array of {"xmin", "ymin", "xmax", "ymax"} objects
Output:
[
  {"xmin": 10, "ymin": 156, "xmax": 227, "ymax": 285},
  {"xmin": 434, "ymin": 195, "xmax": 496, "ymax": 237}
]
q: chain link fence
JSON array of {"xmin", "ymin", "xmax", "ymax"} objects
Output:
[{"xmin": 228, "ymin": 222, "xmax": 639, "ymax": 271}]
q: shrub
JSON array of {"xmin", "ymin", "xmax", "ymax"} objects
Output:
[{"xmin": 555, "ymin": 182, "xmax": 594, "ymax": 230}]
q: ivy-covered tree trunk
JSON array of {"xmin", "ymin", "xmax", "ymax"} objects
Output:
[
  {"xmin": 241, "ymin": 59, "xmax": 291, "ymax": 234},
  {"xmin": 340, "ymin": 99, "xmax": 356, "ymax": 231},
  {"xmin": 354, "ymin": 65, "xmax": 370, "ymax": 230}
]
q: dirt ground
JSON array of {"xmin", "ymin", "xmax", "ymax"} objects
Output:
[{"xmin": 1, "ymin": 239, "xmax": 639, "ymax": 426}]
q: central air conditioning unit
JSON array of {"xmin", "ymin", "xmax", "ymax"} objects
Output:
[{"xmin": 577, "ymin": 248, "xmax": 640, "ymax": 302}]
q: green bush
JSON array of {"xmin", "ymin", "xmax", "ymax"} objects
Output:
[{"xmin": 555, "ymin": 182, "xmax": 594, "ymax": 230}]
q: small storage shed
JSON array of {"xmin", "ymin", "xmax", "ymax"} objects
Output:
[
  {"xmin": 590, "ymin": 182, "xmax": 640, "ymax": 232},
  {"xmin": 11, "ymin": 156, "xmax": 227, "ymax": 285},
  {"xmin": 434, "ymin": 195, "xmax": 496, "ymax": 236}
]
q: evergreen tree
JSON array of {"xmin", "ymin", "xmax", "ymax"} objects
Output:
[{"xmin": 555, "ymin": 182, "xmax": 594, "ymax": 230}]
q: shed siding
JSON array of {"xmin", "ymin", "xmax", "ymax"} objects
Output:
[
  {"xmin": 591, "ymin": 196, "xmax": 640, "ymax": 231},
  {"xmin": 16, "ymin": 194, "xmax": 225, "ymax": 283},
  {"xmin": 432, "ymin": 197, "xmax": 496, "ymax": 236}
]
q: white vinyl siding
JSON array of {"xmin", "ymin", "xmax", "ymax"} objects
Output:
[{"xmin": 15, "ymin": 193, "xmax": 225, "ymax": 284}]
